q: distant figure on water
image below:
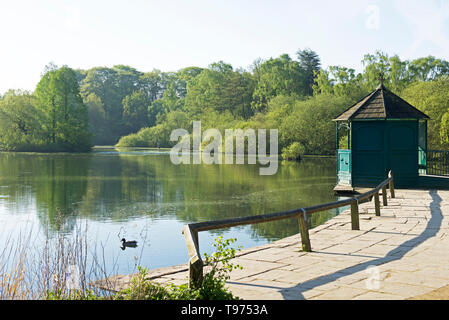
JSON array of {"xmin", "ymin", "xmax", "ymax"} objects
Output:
[{"xmin": 120, "ymin": 238, "xmax": 138, "ymax": 250}]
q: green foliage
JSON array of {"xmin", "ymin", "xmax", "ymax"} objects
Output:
[
  {"xmin": 198, "ymin": 236, "xmax": 242, "ymax": 300},
  {"xmin": 402, "ymin": 77, "xmax": 449, "ymax": 149},
  {"xmin": 313, "ymin": 66, "xmax": 368, "ymax": 99},
  {"xmin": 0, "ymin": 66, "xmax": 91, "ymax": 152},
  {"xmin": 42, "ymin": 236, "xmax": 242, "ymax": 300},
  {"xmin": 251, "ymin": 54, "xmax": 305, "ymax": 112},
  {"xmin": 361, "ymin": 51, "xmax": 449, "ymax": 93},
  {"xmin": 297, "ymin": 48, "xmax": 321, "ymax": 96},
  {"xmin": 408, "ymin": 56, "xmax": 449, "ymax": 82},
  {"xmin": 184, "ymin": 61, "xmax": 255, "ymax": 119},
  {"xmin": 115, "ymin": 236, "xmax": 242, "ymax": 300},
  {"xmin": 122, "ymin": 90, "xmax": 151, "ymax": 133},
  {"xmin": 3, "ymin": 50, "xmax": 449, "ymax": 155},
  {"xmin": 338, "ymin": 134, "xmax": 349, "ymax": 150},
  {"xmin": 45, "ymin": 289, "xmax": 101, "ymax": 300},
  {"xmin": 277, "ymin": 94, "xmax": 353, "ymax": 155},
  {"xmin": 282, "ymin": 142, "xmax": 305, "ymax": 161},
  {"xmin": 0, "ymin": 90, "xmax": 44, "ymax": 151},
  {"xmin": 80, "ymin": 66, "xmax": 141, "ymax": 143},
  {"xmin": 313, "ymin": 52, "xmax": 448, "ymax": 100},
  {"xmin": 35, "ymin": 66, "xmax": 91, "ymax": 151},
  {"xmin": 116, "ymin": 110, "xmax": 190, "ymax": 148},
  {"xmin": 84, "ymin": 93, "xmax": 110, "ymax": 145},
  {"xmin": 116, "ymin": 55, "xmax": 448, "ymax": 157},
  {"xmin": 115, "ymin": 266, "xmax": 172, "ymax": 300},
  {"xmin": 440, "ymin": 111, "xmax": 449, "ymax": 146}
]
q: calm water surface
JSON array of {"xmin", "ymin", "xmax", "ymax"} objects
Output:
[{"xmin": 0, "ymin": 147, "xmax": 343, "ymax": 280}]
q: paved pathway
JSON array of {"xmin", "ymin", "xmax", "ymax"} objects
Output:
[{"xmin": 95, "ymin": 189, "xmax": 449, "ymax": 300}]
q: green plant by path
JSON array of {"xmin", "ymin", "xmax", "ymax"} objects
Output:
[
  {"xmin": 115, "ymin": 236, "xmax": 243, "ymax": 300},
  {"xmin": 194, "ymin": 236, "xmax": 243, "ymax": 300}
]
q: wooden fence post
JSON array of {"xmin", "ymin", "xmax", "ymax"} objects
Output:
[
  {"xmin": 388, "ymin": 171, "xmax": 395, "ymax": 198},
  {"xmin": 374, "ymin": 192, "xmax": 381, "ymax": 216},
  {"xmin": 182, "ymin": 226, "xmax": 204, "ymax": 288},
  {"xmin": 189, "ymin": 255, "xmax": 204, "ymax": 289},
  {"xmin": 298, "ymin": 209, "xmax": 311, "ymax": 252},
  {"xmin": 382, "ymin": 185, "xmax": 388, "ymax": 206},
  {"xmin": 351, "ymin": 200, "xmax": 360, "ymax": 230}
]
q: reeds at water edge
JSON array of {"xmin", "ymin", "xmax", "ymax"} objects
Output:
[{"xmin": 0, "ymin": 215, "xmax": 122, "ymax": 300}]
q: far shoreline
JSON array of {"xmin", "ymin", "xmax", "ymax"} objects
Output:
[{"xmin": 0, "ymin": 146, "xmax": 337, "ymax": 160}]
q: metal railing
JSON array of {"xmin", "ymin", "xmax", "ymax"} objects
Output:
[
  {"xmin": 426, "ymin": 150, "xmax": 449, "ymax": 176},
  {"xmin": 182, "ymin": 171, "xmax": 395, "ymax": 287}
]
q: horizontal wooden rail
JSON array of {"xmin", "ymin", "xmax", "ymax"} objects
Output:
[{"xmin": 182, "ymin": 171, "xmax": 395, "ymax": 287}]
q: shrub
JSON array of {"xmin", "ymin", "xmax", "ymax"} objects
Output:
[
  {"xmin": 115, "ymin": 266, "xmax": 171, "ymax": 300},
  {"xmin": 114, "ymin": 236, "xmax": 242, "ymax": 300},
  {"xmin": 46, "ymin": 289, "xmax": 101, "ymax": 300},
  {"xmin": 192, "ymin": 236, "xmax": 242, "ymax": 300},
  {"xmin": 282, "ymin": 142, "xmax": 305, "ymax": 161}
]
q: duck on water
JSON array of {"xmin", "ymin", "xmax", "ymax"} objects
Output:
[{"xmin": 120, "ymin": 238, "xmax": 138, "ymax": 250}]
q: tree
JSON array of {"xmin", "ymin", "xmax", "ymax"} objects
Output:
[
  {"xmin": 176, "ymin": 66, "xmax": 204, "ymax": 98},
  {"xmin": 312, "ymin": 69, "xmax": 334, "ymax": 95},
  {"xmin": 81, "ymin": 67, "xmax": 121, "ymax": 124},
  {"xmin": 80, "ymin": 65, "xmax": 144, "ymax": 143},
  {"xmin": 122, "ymin": 91, "xmax": 150, "ymax": 134},
  {"xmin": 251, "ymin": 54, "xmax": 304, "ymax": 112},
  {"xmin": 138, "ymin": 69, "xmax": 164, "ymax": 102},
  {"xmin": 312, "ymin": 66, "xmax": 367, "ymax": 100},
  {"xmin": 279, "ymin": 94, "xmax": 354, "ymax": 155},
  {"xmin": 35, "ymin": 66, "xmax": 91, "ymax": 151},
  {"xmin": 402, "ymin": 77, "xmax": 449, "ymax": 149},
  {"xmin": 84, "ymin": 93, "xmax": 109, "ymax": 145},
  {"xmin": 362, "ymin": 51, "xmax": 392, "ymax": 89},
  {"xmin": 361, "ymin": 51, "xmax": 412, "ymax": 93},
  {"xmin": 408, "ymin": 56, "xmax": 449, "ymax": 82},
  {"xmin": 297, "ymin": 48, "xmax": 321, "ymax": 96},
  {"xmin": 0, "ymin": 90, "xmax": 42, "ymax": 150},
  {"xmin": 184, "ymin": 61, "xmax": 255, "ymax": 119},
  {"xmin": 388, "ymin": 55, "xmax": 410, "ymax": 93}
]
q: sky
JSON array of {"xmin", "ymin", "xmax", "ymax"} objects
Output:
[{"xmin": 0, "ymin": 0, "xmax": 448, "ymax": 95}]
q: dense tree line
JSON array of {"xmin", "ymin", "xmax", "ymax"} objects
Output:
[
  {"xmin": 1, "ymin": 50, "xmax": 448, "ymax": 155},
  {"xmin": 0, "ymin": 66, "xmax": 90, "ymax": 151},
  {"xmin": 115, "ymin": 50, "xmax": 449, "ymax": 156}
]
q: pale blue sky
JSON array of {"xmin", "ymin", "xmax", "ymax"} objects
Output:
[{"xmin": 0, "ymin": 0, "xmax": 448, "ymax": 94}]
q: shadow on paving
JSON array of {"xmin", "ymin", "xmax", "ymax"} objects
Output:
[{"xmin": 230, "ymin": 190, "xmax": 443, "ymax": 299}]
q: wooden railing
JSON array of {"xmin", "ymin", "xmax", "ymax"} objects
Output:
[{"xmin": 182, "ymin": 171, "xmax": 395, "ymax": 287}]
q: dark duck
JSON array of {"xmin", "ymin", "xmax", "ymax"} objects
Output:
[{"xmin": 120, "ymin": 238, "xmax": 138, "ymax": 250}]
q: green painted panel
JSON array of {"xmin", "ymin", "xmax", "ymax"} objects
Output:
[
  {"xmin": 418, "ymin": 147, "xmax": 426, "ymax": 167},
  {"xmin": 353, "ymin": 153, "xmax": 384, "ymax": 175},
  {"xmin": 352, "ymin": 122, "xmax": 386, "ymax": 187},
  {"xmin": 337, "ymin": 149, "xmax": 351, "ymax": 185},
  {"xmin": 338, "ymin": 150, "xmax": 351, "ymax": 173},
  {"xmin": 386, "ymin": 121, "xmax": 418, "ymax": 188},
  {"xmin": 353, "ymin": 125, "xmax": 383, "ymax": 151},
  {"xmin": 389, "ymin": 125, "xmax": 415, "ymax": 150},
  {"xmin": 389, "ymin": 153, "xmax": 417, "ymax": 175},
  {"xmin": 349, "ymin": 120, "xmax": 420, "ymax": 188}
]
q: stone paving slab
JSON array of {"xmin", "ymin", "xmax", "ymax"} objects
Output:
[{"xmin": 93, "ymin": 189, "xmax": 449, "ymax": 300}]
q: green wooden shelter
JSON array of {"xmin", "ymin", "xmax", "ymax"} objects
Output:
[{"xmin": 333, "ymin": 83, "xmax": 429, "ymax": 190}]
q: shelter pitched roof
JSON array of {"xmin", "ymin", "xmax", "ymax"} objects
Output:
[{"xmin": 333, "ymin": 84, "xmax": 429, "ymax": 121}]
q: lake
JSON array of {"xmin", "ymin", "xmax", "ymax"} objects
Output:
[{"xmin": 0, "ymin": 147, "xmax": 344, "ymax": 283}]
